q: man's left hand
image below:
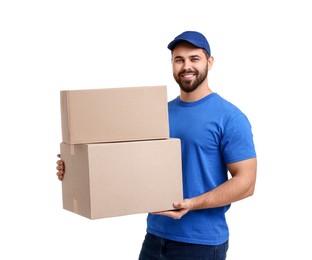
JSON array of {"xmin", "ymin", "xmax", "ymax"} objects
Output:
[{"xmin": 151, "ymin": 199, "xmax": 192, "ymax": 220}]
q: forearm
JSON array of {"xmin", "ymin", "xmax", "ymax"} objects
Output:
[
  {"xmin": 153, "ymin": 158, "xmax": 257, "ymax": 219},
  {"xmin": 190, "ymin": 174, "xmax": 256, "ymax": 210}
]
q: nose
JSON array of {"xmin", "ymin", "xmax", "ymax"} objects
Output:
[{"xmin": 182, "ymin": 60, "xmax": 192, "ymax": 70}]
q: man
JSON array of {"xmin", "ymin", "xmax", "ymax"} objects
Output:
[{"xmin": 56, "ymin": 31, "xmax": 257, "ymax": 260}]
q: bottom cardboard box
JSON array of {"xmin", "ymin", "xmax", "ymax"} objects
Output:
[{"xmin": 60, "ymin": 138, "xmax": 183, "ymax": 219}]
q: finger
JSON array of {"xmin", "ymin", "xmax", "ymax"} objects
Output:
[
  {"xmin": 56, "ymin": 160, "xmax": 64, "ymax": 166},
  {"xmin": 56, "ymin": 165, "xmax": 64, "ymax": 171},
  {"xmin": 166, "ymin": 212, "xmax": 182, "ymax": 220},
  {"xmin": 152, "ymin": 210, "xmax": 182, "ymax": 220}
]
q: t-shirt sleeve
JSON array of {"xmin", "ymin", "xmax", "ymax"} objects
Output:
[{"xmin": 221, "ymin": 113, "xmax": 256, "ymax": 164}]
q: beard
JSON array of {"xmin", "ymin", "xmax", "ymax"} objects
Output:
[{"xmin": 174, "ymin": 65, "xmax": 208, "ymax": 93}]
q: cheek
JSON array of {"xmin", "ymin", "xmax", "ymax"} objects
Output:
[{"xmin": 172, "ymin": 64, "xmax": 182, "ymax": 74}]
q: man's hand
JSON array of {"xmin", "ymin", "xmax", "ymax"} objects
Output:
[
  {"xmin": 56, "ymin": 154, "xmax": 65, "ymax": 180},
  {"xmin": 152, "ymin": 199, "xmax": 192, "ymax": 220}
]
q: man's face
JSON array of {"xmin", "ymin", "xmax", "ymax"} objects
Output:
[{"xmin": 171, "ymin": 42, "xmax": 212, "ymax": 93}]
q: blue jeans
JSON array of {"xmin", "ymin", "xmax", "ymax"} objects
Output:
[{"xmin": 138, "ymin": 233, "xmax": 229, "ymax": 260}]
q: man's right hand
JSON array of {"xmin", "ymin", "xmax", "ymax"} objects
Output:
[{"xmin": 56, "ymin": 154, "xmax": 65, "ymax": 180}]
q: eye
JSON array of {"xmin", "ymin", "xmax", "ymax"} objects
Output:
[
  {"xmin": 174, "ymin": 58, "xmax": 184, "ymax": 64},
  {"xmin": 191, "ymin": 57, "xmax": 200, "ymax": 62}
]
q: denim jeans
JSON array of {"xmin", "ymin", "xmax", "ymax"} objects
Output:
[{"xmin": 138, "ymin": 233, "xmax": 229, "ymax": 260}]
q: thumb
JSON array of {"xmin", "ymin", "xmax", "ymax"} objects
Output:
[{"xmin": 173, "ymin": 201, "xmax": 182, "ymax": 209}]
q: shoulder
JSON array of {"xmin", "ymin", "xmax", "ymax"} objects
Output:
[
  {"xmin": 209, "ymin": 94, "xmax": 246, "ymax": 123},
  {"xmin": 212, "ymin": 94, "xmax": 241, "ymax": 112}
]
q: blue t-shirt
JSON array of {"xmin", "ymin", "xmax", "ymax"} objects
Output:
[{"xmin": 146, "ymin": 93, "xmax": 256, "ymax": 245}]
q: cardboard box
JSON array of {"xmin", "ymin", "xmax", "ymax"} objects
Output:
[
  {"xmin": 60, "ymin": 138, "xmax": 183, "ymax": 219},
  {"xmin": 60, "ymin": 85, "xmax": 169, "ymax": 144}
]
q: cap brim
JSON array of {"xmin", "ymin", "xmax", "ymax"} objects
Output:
[{"xmin": 167, "ymin": 39, "xmax": 202, "ymax": 51}]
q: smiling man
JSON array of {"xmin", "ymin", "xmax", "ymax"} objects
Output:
[{"xmin": 138, "ymin": 31, "xmax": 257, "ymax": 260}]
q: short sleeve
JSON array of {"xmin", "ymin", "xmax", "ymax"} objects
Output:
[{"xmin": 221, "ymin": 113, "xmax": 256, "ymax": 164}]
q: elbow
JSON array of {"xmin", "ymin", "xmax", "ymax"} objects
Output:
[
  {"xmin": 247, "ymin": 186, "xmax": 255, "ymax": 197},
  {"xmin": 246, "ymin": 167, "xmax": 257, "ymax": 198},
  {"xmin": 246, "ymin": 180, "xmax": 256, "ymax": 197}
]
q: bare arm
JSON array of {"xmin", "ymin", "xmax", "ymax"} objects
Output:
[{"xmin": 154, "ymin": 157, "xmax": 257, "ymax": 219}]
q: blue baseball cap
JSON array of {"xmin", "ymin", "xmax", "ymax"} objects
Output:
[{"xmin": 167, "ymin": 31, "xmax": 211, "ymax": 56}]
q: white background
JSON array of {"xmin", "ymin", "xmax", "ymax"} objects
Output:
[{"xmin": 1, "ymin": 0, "xmax": 311, "ymax": 259}]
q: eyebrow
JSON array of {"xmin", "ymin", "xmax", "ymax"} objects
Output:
[{"xmin": 174, "ymin": 55, "xmax": 201, "ymax": 60}]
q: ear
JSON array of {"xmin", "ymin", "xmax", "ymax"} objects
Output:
[{"xmin": 208, "ymin": 56, "xmax": 214, "ymax": 70}]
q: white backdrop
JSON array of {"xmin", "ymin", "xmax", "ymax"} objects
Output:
[{"xmin": 1, "ymin": 0, "xmax": 311, "ymax": 259}]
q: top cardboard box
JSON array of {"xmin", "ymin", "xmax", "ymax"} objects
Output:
[{"xmin": 60, "ymin": 85, "xmax": 169, "ymax": 144}]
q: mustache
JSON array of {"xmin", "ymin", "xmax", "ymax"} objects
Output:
[{"xmin": 179, "ymin": 69, "xmax": 197, "ymax": 75}]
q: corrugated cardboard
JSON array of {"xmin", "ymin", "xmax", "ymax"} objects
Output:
[
  {"xmin": 60, "ymin": 138, "xmax": 183, "ymax": 219},
  {"xmin": 60, "ymin": 85, "xmax": 169, "ymax": 144}
]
